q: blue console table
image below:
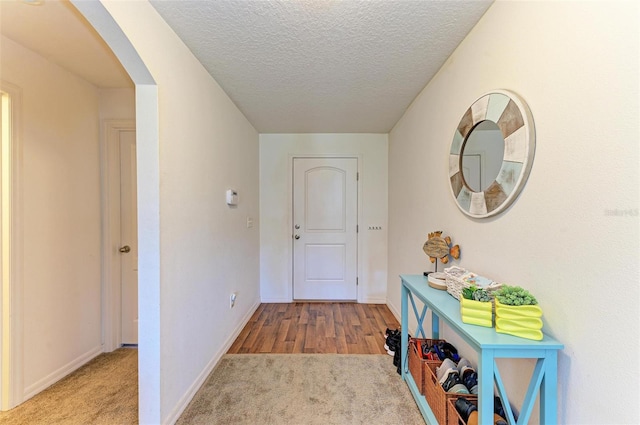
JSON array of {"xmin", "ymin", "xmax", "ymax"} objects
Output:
[{"xmin": 400, "ymin": 274, "xmax": 563, "ymax": 424}]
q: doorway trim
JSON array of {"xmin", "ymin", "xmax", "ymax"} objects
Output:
[
  {"xmin": 0, "ymin": 80, "xmax": 24, "ymax": 410},
  {"xmin": 101, "ymin": 120, "xmax": 135, "ymax": 352},
  {"xmin": 69, "ymin": 2, "xmax": 161, "ymax": 423},
  {"xmin": 288, "ymin": 154, "xmax": 362, "ymax": 303}
]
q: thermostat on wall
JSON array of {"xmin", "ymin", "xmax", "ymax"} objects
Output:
[{"xmin": 226, "ymin": 189, "xmax": 238, "ymax": 206}]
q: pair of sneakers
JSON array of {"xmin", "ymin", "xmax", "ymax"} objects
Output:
[
  {"xmin": 384, "ymin": 328, "xmax": 401, "ymax": 356},
  {"xmin": 454, "ymin": 397, "xmax": 508, "ymax": 425},
  {"xmin": 457, "ymin": 358, "xmax": 478, "ymax": 394},
  {"xmin": 421, "ymin": 340, "xmax": 460, "ymax": 362},
  {"xmin": 435, "ymin": 357, "xmax": 478, "ymax": 394},
  {"xmin": 384, "ymin": 328, "xmax": 408, "ymax": 375}
]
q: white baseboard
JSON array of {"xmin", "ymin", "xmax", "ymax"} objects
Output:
[
  {"xmin": 260, "ymin": 297, "xmax": 292, "ymax": 303},
  {"xmin": 386, "ymin": 301, "xmax": 401, "ymax": 323},
  {"xmin": 262, "ymin": 298, "xmax": 389, "ymax": 304},
  {"xmin": 23, "ymin": 345, "xmax": 103, "ymax": 401},
  {"xmin": 163, "ymin": 299, "xmax": 261, "ymax": 425},
  {"xmin": 360, "ymin": 297, "xmax": 387, "ymax": 304}
]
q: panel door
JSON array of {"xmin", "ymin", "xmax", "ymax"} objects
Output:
[{"xmin": 293, "ymin": 158, "xmax": 357, "ymax": 300}]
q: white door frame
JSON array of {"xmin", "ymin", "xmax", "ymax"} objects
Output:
[
  {"xmin": 101, "ymin": 120, "xmax": 135, "ymax": 352},
  {"xmin": 0, "ymin": 81, "xmax": 24, "ymax": 410},
  {"xmin": 288, "ymin": 154, "xmax": 362, "ymax": 303}
]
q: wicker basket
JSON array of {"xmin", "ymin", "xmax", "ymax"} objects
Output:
[
  {"xmin": 447, "ymin": 397, "xmax": 476, "ymax": 425},
  {"xmin": 444, "ymin": 266, "xmax": 502, "ymax": 301},
  {"xmin": 424, "ymin": 362, "xmax": 478, "ymax": 425},
  {"xmin": 407, "ymin": 338, "xmax": 445, "ymax": 395}
]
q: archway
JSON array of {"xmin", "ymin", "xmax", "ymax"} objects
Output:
[{"xmin": 68, "ymin": 2, "xmax": 161, "ymax": 422}]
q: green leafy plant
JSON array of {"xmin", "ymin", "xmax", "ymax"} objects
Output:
[
  {"xmin": 461, "ymin": 285, "xmax": 475, "ymax": 300},
  {"xmin": 462, "ymin": 285, "xmax": 491, "ymax": 302},
  {"xmin": 473, "ymin": 288, "xmax": 491, "ymax": 302},
  {"xmin": 495, "ymin": 285, "xmax": 538, "ymax": 306}
]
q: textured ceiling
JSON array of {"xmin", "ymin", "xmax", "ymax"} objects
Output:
[
  {"xmin": 0, "ymin": 0, "xmax": 132, "ymax": 89},
  {"xmin": 150, "ymin": 0, "xmax": 492, "ymax": 133},
  {"xmin": 1, "ymin": 0, "xmax": 492, "ymax": 133}
]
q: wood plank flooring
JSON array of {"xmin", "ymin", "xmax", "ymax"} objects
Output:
[{"xmin": 228, "ymin": 303, "xmax": 400, "ymax": 354}]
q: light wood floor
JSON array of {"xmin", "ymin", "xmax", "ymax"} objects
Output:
[{"xmin": 228, "ymin": 302, "xmax": 400, "ymax": 354}]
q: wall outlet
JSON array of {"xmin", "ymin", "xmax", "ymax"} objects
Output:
[{"xmin": 230, "ymin": 292, "xmax": 237, "ymax": 308}]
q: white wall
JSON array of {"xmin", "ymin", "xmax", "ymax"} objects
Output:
[
  {"xmin": 0, "ymin": 35, "xmax": 103, "ymax": 400},
  {"xmin": 97, "ymin": 3, "xmax": 261, "ymax": 423},
  {"xmin": 388, "ymin": 1, "xmax": 639, "ymax": 424},
  {"xmin": 260, "ymin": 133, "xmax": 388, "ymax": 303},
  {"xmin": 99, "ymin": 88, "xmax": 135, "ymax": 121}
]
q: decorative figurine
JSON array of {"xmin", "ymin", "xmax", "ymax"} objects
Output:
[{"xmin": 423, "ymin": 231, "xmax": 460, "ymax": 275}]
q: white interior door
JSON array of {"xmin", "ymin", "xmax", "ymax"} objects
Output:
[
  {"xmin": 119, "ymin": 130, "xmax": 138, "ymax": 345},
  {"xmin": 293, "ymin": 158, "xmax": 358, "ymax": 300}
]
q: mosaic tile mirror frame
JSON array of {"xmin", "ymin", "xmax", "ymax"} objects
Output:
[{"xmin": 449, "ymin": 90, "xmax": 536, "ymax": 218}]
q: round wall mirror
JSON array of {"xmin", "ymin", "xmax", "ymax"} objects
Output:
[{"xmin": 449, "ymin": 90, "xmax": 535, "ymax": 218}]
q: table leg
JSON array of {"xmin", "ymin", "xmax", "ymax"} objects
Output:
[
  {"xmin": 478, "ymin": 350, "xmax": 495, "ymax": 424},
  {"xmin": 540, "ymin": 350, "xmax": 558, "ymax": 424},
  {"xmin": 431, "ymin": 310, "xmax": 439, "ymax": 339},
  {"xmin": 401, "ymin": 283, "xmax": 409, "ymax": 379}
]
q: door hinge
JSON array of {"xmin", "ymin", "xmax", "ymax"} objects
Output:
[
  {"xmin": 356, "ymin": 225, "xmax": 359, "ymax": 233},
  {"xmin": 357, "ymin": 277, "xmax": 359, "ymax": 286},
  {"xmin": 357, "ymin": 172, "xmax": 359, "ymax": 181}
]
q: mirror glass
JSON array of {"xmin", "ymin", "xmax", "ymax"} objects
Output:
[
  {"xmin": 448, "ymin": 90, "xmax": 535, "ymax": 218},
  {"xmin": 461, "ymin": 120, "xmax": 504, "ymax": 192}
]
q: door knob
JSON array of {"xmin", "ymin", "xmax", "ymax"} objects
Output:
[
  {"xmin": 294, "ymin": 235, "xmax": 300, "ymax": 240},
  {"xmin": 294, "ymin": 224, "xmax": 300, "ymax": 229},
  {"xmin": 119, "ymin": 245, "xmax": 131, "ymax": 253}
]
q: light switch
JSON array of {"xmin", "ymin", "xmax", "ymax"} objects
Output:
[{"xmin": 226, "ymin": 189, "xmax": 238, "ymax": 206}]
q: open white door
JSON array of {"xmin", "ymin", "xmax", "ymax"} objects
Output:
[{"xmin": 292, "ymin": 157, "xmax": 358, "ymax": 300}]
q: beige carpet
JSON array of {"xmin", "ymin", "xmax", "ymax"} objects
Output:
[
  {"xmin": 176, "ymin": 354, "xmax": 425, "ymax": 425},
  {"xmin": 0, "ymin": 348, "xmax": 138, "ymax": 425},
  {"xmin": 0, "ymin": 351, "xmax": 425, "ymax": 425}
]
